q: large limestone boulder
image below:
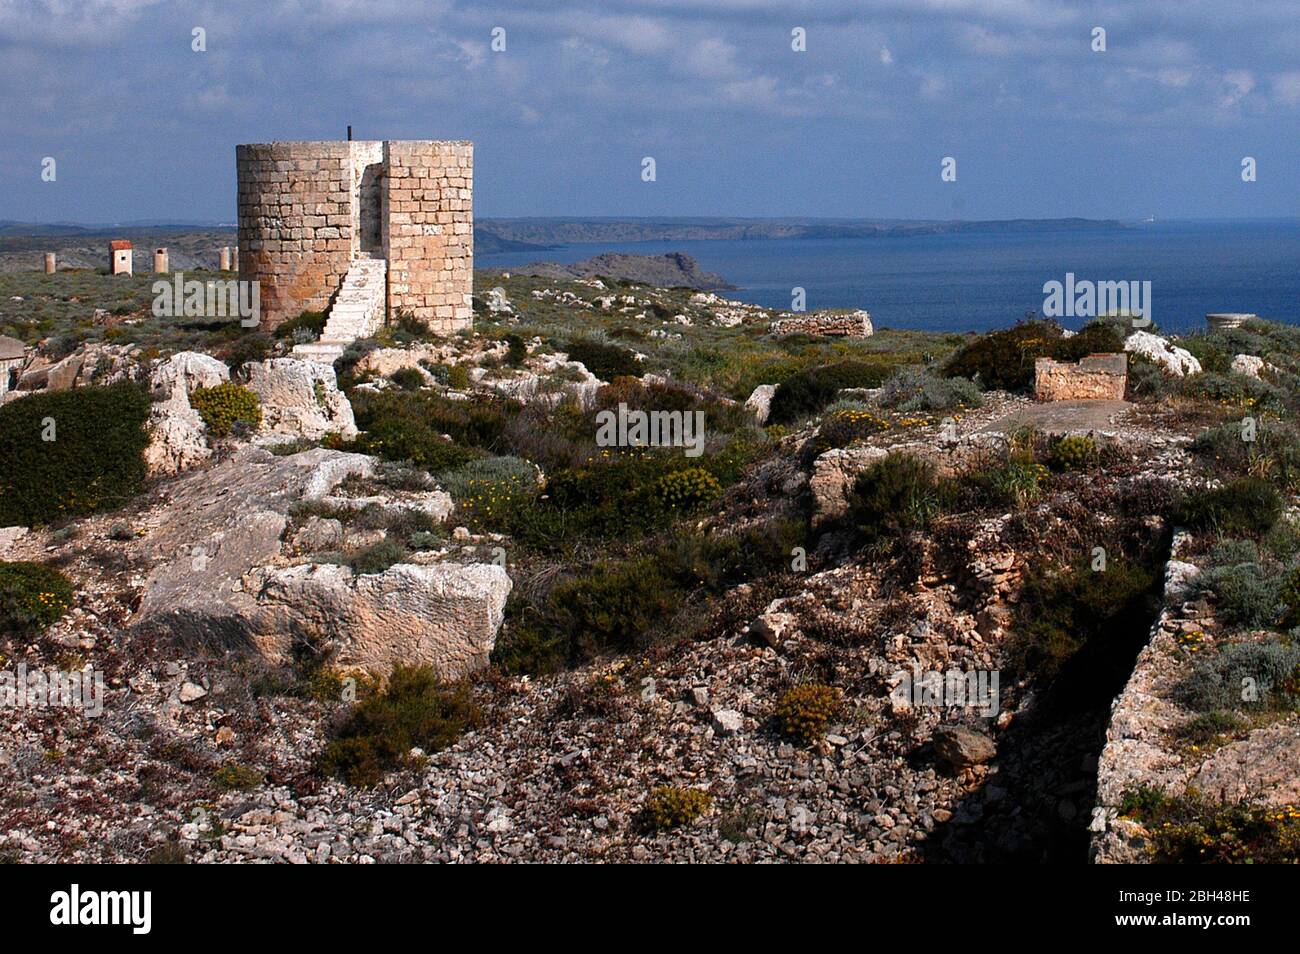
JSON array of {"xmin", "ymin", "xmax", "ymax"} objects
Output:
[
  {"xmin": 243, "ymin": 358, "xmax": 357, "ymax": 440},
  {"xmin": 143, "ymin": 351, "xmax": 232, "ymax": 477},
  {"xmin": 135, "ymin": 447, "xmax": 373, "ymax": 652},
  {"xmin": 134, "ymin": 445, "xmax": 505, "ymax": 676},
  {"xmin": 744, "ymin": 384, "xmax": 778, "ymax": 425},
  {"xmin": 254, "ymin": 562, "xmax": 511, "ymax": 677},
  {"xmin": 1124, "ymin": 331, "xmax": 1201, "ymax": 377},
  {"xmin": 1230, "ymin": 354, "xmax": 1266, "ymax": 378},
  {"xmin": 151, "ymin": 351, "xmax": 230, "ymax": 402}
]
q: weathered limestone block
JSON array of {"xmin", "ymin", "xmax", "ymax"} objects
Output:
[
  {"xmin": 253, "ymin": 561, "xmax": 511, "ymax": 678},
  {"xmin": 243, "ymin": 358, "xmax": 357, "ymax": 439},
  {"xmin": 1033, "ymin": 353, "xmax": 1127, "ymax": 401},
  {"xmin": 143, "ymin": 351, "xmax": 233, "ymax": 477}
]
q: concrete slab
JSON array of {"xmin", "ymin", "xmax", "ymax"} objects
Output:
[{"xmin": 976, "ymin": 399, "xmax": 1132, "ymax": 437}]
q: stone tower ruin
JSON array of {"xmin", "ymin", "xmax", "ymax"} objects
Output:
[{"xmin": 236, "ymin": 140, "xmax": 473, "ymax": 348}]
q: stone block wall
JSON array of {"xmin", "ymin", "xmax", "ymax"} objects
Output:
[
  {"xmin": 237, "ymin": 141, "xmax": 355, "ymax": 327},
  {"xmin": 383, "ymin": 140, "xmax": 473, "ymax": 332},
  {"xmin": 769, "ymin": 309, "xmax": 873, "ymax": 338},
  {"xmin": 1034, "ymin": 353, "xmax": 1128, "ymax": 401},
  {"xmin": 237, "ymin": 139, "xmax": 473, "ymax": 332}
]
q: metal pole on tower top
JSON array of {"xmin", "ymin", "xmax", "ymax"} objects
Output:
[{"xmin": 347, "ymin": 125, "xmax": 353, "ymax": 141}]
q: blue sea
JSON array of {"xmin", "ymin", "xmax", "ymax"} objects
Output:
[{"xmin": 479, "ymin": 219, "xmax": 1300, "ymax": 335}]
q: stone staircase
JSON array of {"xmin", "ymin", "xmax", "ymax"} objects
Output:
[{"xmin": 292, "ymin": 257, "xmax": 387, "ymax": 365}]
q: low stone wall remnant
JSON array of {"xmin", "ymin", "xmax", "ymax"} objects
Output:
[{"xmin": 1034, "ymin": 353, "xmax": 1127, "ymax": 401}]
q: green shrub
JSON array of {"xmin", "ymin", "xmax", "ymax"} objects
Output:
[
  {"xmin": 220, "ymin": 332, "xmax": 273, "ymax": 371},
  {"xmin": 347, "ymin": 538, "xmax": 408, "ymax": 575},
  {"xmin": 769, "ymin": 360, "xmax": 893, "ymax": 424},
  {"xmin": 1119, "ymin": 786, "xmax": 1300, "ymax": 864},
  {"xmin": 774, "ymin": 684, "xmax": 842, "ymax": 745},
  {"xmin": 1195, "ymin": 560, "xmax": 1284, "ymax": 630},
  {"xmin": 641, "ymin": 786, "xmax": 712, "ymax": 830},
  {"xmin": 319, "ymin": 666, "xmax": 479, "ymax": 786},
  {"xmin": 0, "ymin": 382, "xmax": 150, "ymax": 526},
  {"xmin": 1178, "ymin": 372, "xmax": 1284, "ymax": 410},
  {"xmin": 1191, "ymin": 421, "xmax": 1300, "ymax": 493},
  {"xmin": 878, "ymin": 366, "xmax": 982, "ymax": 412},
  {"xmin": 333, "ymin": 338, "xmax": 379, "ymax": 386},
  {"xmin": 0, "ymin": 561, "xmax": 74, "ymax": 635},
  {"xmin": 1174, "ymin": 711, "xmax": 1247, "ymax": 748},
  {"xmin": 566, "ymin": 339, "xmax": 640, "ymax": 380},
  {"xmin": 656, "ymin": 467, "xmax": 723, "ymax": 510},
  {"xmin": 388, "ymin": 367, "xmax": 424, "ymax": 391},
  {"xmin": 964, "ymin": 455, "xmax": 1048, "ymax": 508},
  {"xmin": 848, "ymin": 453, "xmax": 948, "ymax": 540},
  {"xmin": 1176, "ymin": 478, "xmax": 1283, "ymax": 537},
  {"xmin": 447, "ymin": 364, "xmax": 470, "ymax": 390},
  {"xmin": 213, "ymin": 763, "xmax": 265, "ymax": 791},
  {"xmin": 273, "ymin": 310, "xmax": 327, "ymax": 341},
  {"xmin": 1179, "ymin": 641, "xmax": 1300, "ymax": 712},
  {"xmin": 504, "ymin": 333, "xmax": 528, "ymax": 367},
  {"xmin": 1048, "ymin": 435, "xmax": 1097, "ymax": 471},
  {"xmin": 190, "ymin": 382, "xmax": 262, "ymax": 438},
  {"xmin": 807, "ymin": 407, "xmax": 892, "ymax": 457},
  {"xmin": 348, "ymin": 390, "xmax": 519, "ymax": 471}
]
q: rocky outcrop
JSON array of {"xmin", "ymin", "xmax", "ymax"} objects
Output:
[
  {"xmin": 1230, "ymin": 353, "xmax": 1266, "ymax": 378},
  {"xmin": 243, "ymin": 358, "xmax": 357, "ymax": 440},
  {"xmin": 1124, "ymin": 331, "xmax": 1201, "ymax": 377},
  {"xmin": 143, "ymin": 351, "xmax": 232, "ymax": 477},
  {"xmin": 133, "ymin": 445, "xmax": 508, "ymax": 676},
  {"xmin": 254, "ymin": 562, "xmax": 511, "ymax": 677}
]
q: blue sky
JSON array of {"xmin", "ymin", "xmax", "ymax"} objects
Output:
[{"xmin": 3, "ymin": 0, "xmax": 1298, "ymax": 222}]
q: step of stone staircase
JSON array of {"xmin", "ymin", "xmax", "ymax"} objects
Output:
[{"xmin": 292, "ymin": 257, "xmax": 387, "ymax": 364}]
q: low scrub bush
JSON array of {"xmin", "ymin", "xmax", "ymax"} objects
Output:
[
  {"xmin": 768, "ymin": 360, "xmax": 894, "ymax": 425},
  {"xmin": 1048, "ymin": 435, "xmax": 1097, "ymax": 471},
  {"xmin": 807, "ymin": 407, "xmax": 892, "ymax": 457},
  {"xmin": 878, "ymin": 366, "xmax": 982, "ymax": 412},
  {"xmin": 566, "ymin": 339, "xmax": 640, "ymax": 380},
  {"xmin": 641, "ymin": 786, "xmax": 712, "ymax": 830},
  {"xmin": 1193, "ymin": 555, "xmax": 1284, "ymax": 631},
  {"xmin": 191, "ymin": 382, "xmax": 262, "ymax": 438},
  {"xmin": 348, "ymin": 390, "xmax": 520, "ymax": 471},
  {"xmin": 774, "ymin": 684, "xmax": 842, "ymax": 745},
  {"xmin": 1120, "ymin": 786, "xmax": 1300, "ymax": 863},
  {"xmin": 0, "ymin": 561, "xmax": 75, "ymax": 635},
  {"xmin": 1175, "ymin": 478, "xmax": 1283, "ymax": 537},
  {"xmin": 319, "ymin": 666, "xmax": 480, "ymax": 786},
  {"xmin": 848, "ymin": 453, "xmax": 949, "ymax": 541},
  {"xmin": 0, "ymin": 382, "xmax": 150, "ymax": 525},
  {"xmin": 388, "ymin": 367, "xmax": 424, "ymax": 391},
  {"xmin": 656, "ymin": 467, "xmax": 723, "ymax": 510},
  {"xmin": 1178, "ymin": 640, "xmax": 1300, "ymax": 712},
  {"xmin": 273, "ymin": 310, "xmax": 326, "ymax": 341}
]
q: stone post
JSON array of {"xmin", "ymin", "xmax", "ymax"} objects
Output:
[
  {"xmin": 43, "ymin": 252, "xmax": 56, "ymax": 274},
  {"xmin": 219, "ymin": 247, "xmax": 232, "ymax": 271},
  {"xmin": 231, "ymin": 245, "xmax": 239, "ymax": 273},
  {"xmin": 154, "ymin": 248, "xmax": 169, "ymax": 273}
]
